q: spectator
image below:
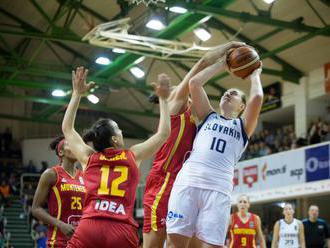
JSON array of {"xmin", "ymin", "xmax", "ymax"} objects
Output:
[
  {"xmin": 32, "ymin": 220, "xmax": 47, "ymax": 248},
  {"xmin": 303, "ymin": 205, "xmax": 330, "ymax": 248},
  {"xmin": 39, "ymin": 162, "xmax": 48, "ymax": 174},
  {"xmin": 2, "ymin": 128, "xmax": 12, "ymax": 153},
  {"xmin": 309, "ymin": 120, "xmax": 322, "ymax": 145},
  {"xmin": 8, "ymin": 174, "xmax": 18, "ymax": 196},
  {"xmin": 0, "ymin": 181, "xmax": 10, "ymax": 207},
  {"xmin": 320, "ymin": 122, "xmax": 330, "ymax": 142},
  {"xmin": 259, "ymin": 142, "xmax": 271, "ymax": 156},
  {"xmin": 25, "ymin": 160, "xmax": 37, "ymax": 173}
]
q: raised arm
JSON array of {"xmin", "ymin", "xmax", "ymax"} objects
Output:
[
  {"xmin": 32, "ymin": 169, "xmax": 75, "ymax": 238},
  {"xmin": 62, "ymin": 67, "xmax": 95, "ymax": 169},
  {"xmin": 130, "ymin": 74, "xmax": 171, "ymax": 166},
  {"xmin": 256, "ymin": 215, "xmax": 266, "ymax": 248},
  {"xmin": 189, "ymin": 60, "xmax": 226, "ymax": 121},
  {"xmin": 271, "ymin": 221, "xmax": 280, "ymax": 248},
  {"xmin": 168, "ymin": 41, "xmax": 245, "ymax": 115},
  {"xmin": 241, "ymin": 67, "xmax": 264, "ymax": 137}
]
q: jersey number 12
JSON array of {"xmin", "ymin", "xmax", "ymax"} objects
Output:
[{"xmin": 97, "ymin": 165, "xmax": 128, "ymax": 197}]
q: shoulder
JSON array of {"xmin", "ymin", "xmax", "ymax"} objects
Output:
[
  {"xmin": 197, "ymin": 111, "xmax": 217, "ymax": 131},
  {"xmin": 40, "ymin": 168, "xmax": 57, "ymax": 186},
  {"xmin": 317, "ymin": 218, "xmax": 327, "ymax": 224},
  {"xmin": 253, "ymin": 214, "xmax": 261, "ymax": 222}
]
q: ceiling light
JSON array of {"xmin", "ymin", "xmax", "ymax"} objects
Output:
[
  {"xmin": 169, "ymin": 6, "xmax": 188, "ymax": 14},
  {"xmin": 87, "ymin": 94, "xmax": 99, "ymax": 104},
  {"xmin": 51, "ymin": 89, "xmax": 66, "ymax": 97},
  {"xmin": 95, "ymin": 57, "xmax": 111, "ymax": 65},
  {"xmin": 146, "ymin": 19, "xmax": 166, "ymax": 30},
  {"xmin": 130, "ymin": 67, "xmax": 145, "ymax": 79},
  {"xmin": 193, "ymin": 28, "xmax": 211, "ymax": 41},
  {"xmin": 199, "ymin": 15, "xmax": 211, "ymax": 24},
  {"xmin": 113, "ymin": 48, "xmax": 126, "ymax": 54},
  {"xmin": 263, "ymin": 0, "xmax": 275, "ymax": 4},
  {"xmin": 134, "ymin": 56, "xmax": 145, "ymax": 65}
]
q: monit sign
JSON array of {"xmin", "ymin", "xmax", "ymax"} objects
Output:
[{"xmin": 305, "ymin": 144, "xmax": 330, "ymax": 182}]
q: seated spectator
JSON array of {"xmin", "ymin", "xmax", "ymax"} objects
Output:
[
  {"xmin": 258, "ymin": 142, "xmax": 271, "ymax": 156},
  {"xmin": 0, "ymin": 180, "xmax": 10, "ymax": 207},
  {"xmin": 31, "ymin": 220, "xmax": 47, "ymax": 248},
  {"xmin": 25, "ymin": 160, "xmax": 37, "ymax": 174},
  {"xmin": 8, "ymin": 173, "xmax": 19, "ymax": 196},
  {"xmin": 39, "ymin": 162, "xmax": 48, "ymax": 174}
]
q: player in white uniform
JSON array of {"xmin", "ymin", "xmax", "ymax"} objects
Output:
[
  {"xmin": 166, "ymin": 43, "xmax": 264, "ymax": 248},
  {"xmin": 271, "ymin": 203, "xmax": 305, "ymax": 248}
]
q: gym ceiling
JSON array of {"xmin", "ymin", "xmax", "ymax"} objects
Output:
[{"xmin": 0, "ymin": 0, "xmax": 329, "ymax": 138}]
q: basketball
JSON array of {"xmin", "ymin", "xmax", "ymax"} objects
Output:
[{"xmin": 226, "ymin": 46, "xmax": 261, "ymax": 79}]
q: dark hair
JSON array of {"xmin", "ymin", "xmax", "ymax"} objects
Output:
[
  {"xmin": 83, "ymin": 119, "xmax": 117, "ymax": 152},
  {"xmin": 49, "ymin": 135, "xmax": 65, "ymax": 156}
]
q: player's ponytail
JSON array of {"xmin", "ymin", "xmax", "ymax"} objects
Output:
[
  {"xmin": 83, "ymin": 119, "xmax": 116, "ymax": 152},
  {"xmin": 83, "ymin": 129, "xmax": 97, "ymax": 143}
]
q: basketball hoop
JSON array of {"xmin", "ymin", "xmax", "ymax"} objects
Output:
[
  {"xmin": 82, "ymin": 18, "xmax": 215, "ymax": 61},
  {"xmin": 130, "ymin": 0, "xmax": 166, "ymax": 6}
]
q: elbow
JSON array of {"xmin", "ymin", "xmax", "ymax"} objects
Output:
[
  {"xmin": 189, "ymin": 78, "xmax": 199, "ymax": 92},
  {"xmin": 61, "ymin": 123, "xmax": 72, "ymax": 136},
  {"xmin": 31, "ymin": 206, "xmax": 38, "ymax": 217},
  {"xmin": 159, "ymin": 125, "xmax": 171, "ymax": 143},
  {"xmin": 253, "ymin": 93, "xmax": 264, "ymax": 103}
]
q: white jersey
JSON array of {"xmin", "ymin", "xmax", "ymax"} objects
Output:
[
  {"xmin": 174, "ymin": 112, "xmax": 248, "ymax": 196},
  {"xmin": 279, "ymin": 219, "xmax": 300, "ymax": 248}
]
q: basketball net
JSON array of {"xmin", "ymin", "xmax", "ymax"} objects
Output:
[{"xmin": 82, "ymin": 18, "xmax": 216, "ymax": 61}]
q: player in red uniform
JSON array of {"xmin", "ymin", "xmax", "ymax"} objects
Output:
[
  {"xmin": 143, "ymin": 41, "xmax": 246, "ymax": 248},
  {"xmin": 63, "ymin": 67, "xmax": 171, "ymax": 248},
  {"xmin": 228, "ymin": 195, "xmax": 265, "ymax": 248},
  {"xmin": 32, "ymin": 136, "xmax": 86, "ymax": 248}
]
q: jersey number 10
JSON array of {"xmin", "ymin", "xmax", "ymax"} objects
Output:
[
  {"xmin": 210, "ymin": 137, "xmax": 227, "ymax": 153},
  {"xmin": 97, "ymin": 165, "xmax": 128, "ymax": 197}
]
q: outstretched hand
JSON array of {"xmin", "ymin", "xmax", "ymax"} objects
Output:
[
  {"xmin": 72, "ymin": 66, "xmax": 96, "ymax": 95},
  {"xmin": 151, "ymin": 73, "xmax": 171, "ymax": 100}
]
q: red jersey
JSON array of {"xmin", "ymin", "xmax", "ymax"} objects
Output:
[
  {"xmin": 150, "ymin": 108, "xmax": 196, "ymax": 176},
  {"xmin": 229, "ymin": 213, "xmax": 258, "ymax": 248},
  {"xmin": 47, "ymin": 166, "xmax": 86, "ymax": 248},
  {"xmin": 82, "ymin": 148, "xmax": 139, "ymax": 228}
]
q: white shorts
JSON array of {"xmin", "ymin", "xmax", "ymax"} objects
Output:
[{"xmin": 166, "ymin": 184, "xmax": 231, "ymax": 246}]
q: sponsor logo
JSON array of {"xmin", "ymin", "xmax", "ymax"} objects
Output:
[
  {"xmin": 262, "ymin": 163, "xmax": 286, "ymax": 180},
  {"xmin": 243, "ymin": 165, "xmax": 258, "ymax": 188},
  {"xmin": 67, "ymin": 215, "xmax": 82, "ymax": 227},
  {"xmin": 79, "ymin": 176, "xmax": 84, "ymax": 185},
  {"xmin": 94, "ymin": 200, "xmax": 126, "ymax": 215},
  {"xmin": 61, "ymin": 178, "xmax": 67, "ymax": 183},
  {"xmin": 167, "ymin": 211, "xmax": 184, "ymax": 221},
  {"xmin": 290, "ymin": 168, "xmax": 303, "ymax": 180},
  {"xmin": 233, "ymin": 169, "xmax": 239, "ymax": 186},
  {"xmin": 305, "ymin": 144, "xmax": 329, "ymax": 182}
]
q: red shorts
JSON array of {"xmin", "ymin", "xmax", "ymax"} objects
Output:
[
  {"xmin": 67, "ymin": 218, "xmax": 139, "ymax": 248},
  {"xmin": 143, "ymin": 172, "xmax": 174, "ymax": 233}
]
